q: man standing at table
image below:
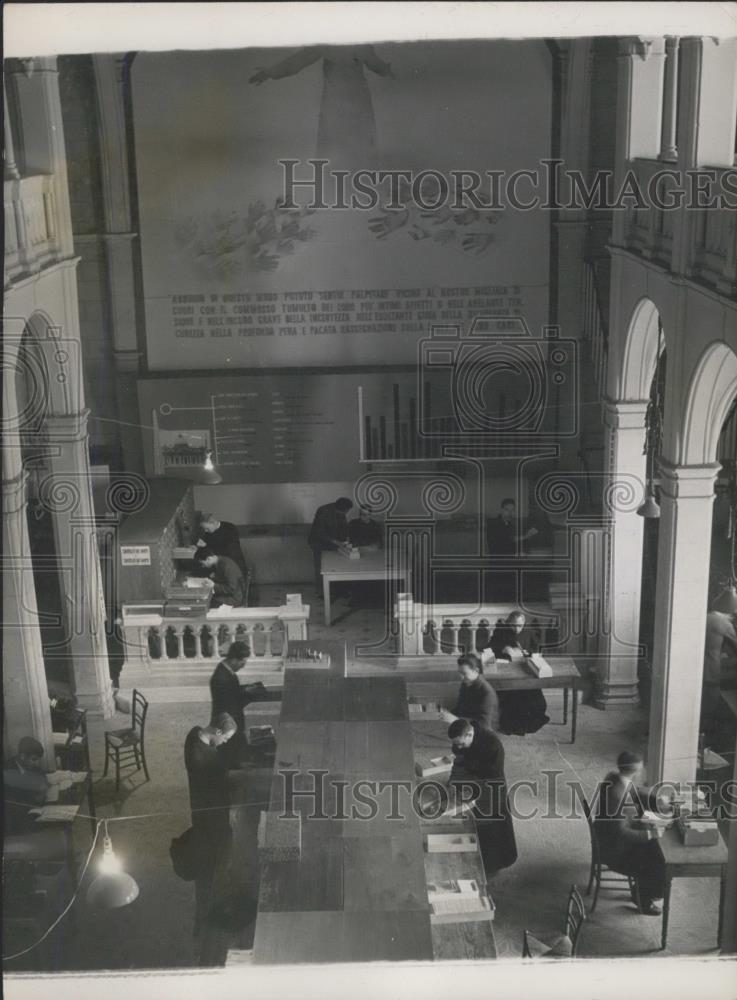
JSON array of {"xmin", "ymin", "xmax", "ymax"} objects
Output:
[
  {"xmin": 196, "ymin": 514, "xmax": 251, "ymax": 604},
  {"xmin": 593, "ymin": 750, "xmax": 666, "ymax": 915},
  {"xmin": 208, "ymin": 640, "xmax": 256, "ymax": 766},
  {"xmin": 447, "ymin": 719, "xmax": 518, "ymax": 876},
  {"xmin": 307, "ymin": 496, "xmax": 353, "ymax": 595}
]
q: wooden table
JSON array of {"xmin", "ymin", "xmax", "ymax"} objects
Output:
[
  {"xmin": 252, "ymin": 652, "xmax": 436, "ymax": 964},
  {"xmin": 405, "ymin": 656, "xmax": 582, "ymax": 743},
  {"xmin": 658, "ymin": 824, "xmax": 728, "ymax": 950},
  {"xmin": 321, "ymin": 550, "xmax": 407, "ymax": 626}
]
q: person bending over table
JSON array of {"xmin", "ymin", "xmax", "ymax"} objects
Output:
[
  {"xmin": 447, "ymin": 719, "xmax": 518, "ymax": 876},
  {"xmin": 184, "ymin": 713, "xmax": 237, "ymax": 936},
  {"xmin": 307, "ymin": 496, "xmax": 353, "ymax": 595},
  {"xmin": 440, "ymin": 653, "xmax": 501, "ymax": 732},
  {"xmin": 195, "ymin": 514, "xmax": 251, "ymax": 602},
  {"xmin": 4, "ymin": 737, "xmax": 52, "ymax": 832},
  {"xmin": 593, "ymin": 750, "xmax": 667, "ymax": 915},
  {"xmin": 195, "ymin": 547, "xmax": 246, "ymax": 608},
  {"xmin": 491, "ymin": 611, "xmax": 550, "ymax": 736},
  {"xmin": 208, "ymin": 640, "xmax": 272, "ymax": 767}
]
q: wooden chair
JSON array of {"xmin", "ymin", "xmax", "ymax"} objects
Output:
[
  {"xmin": 582, "ymin": 794, "xmax": 640, "ymax": 912},
  {"xmin": 103, "ymin": 689, "xmax": 150, "ymax": 790},
  {"xmin": 522, "ymin": 884, "xmax": 586, "ymax": 958}
]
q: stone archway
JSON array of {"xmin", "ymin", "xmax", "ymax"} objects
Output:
[
  {"xmin": 3, "ymin": 310, "xmax": 114, "ymax": 746},
  {"xmin": 597, "ymin": 296, "xmax": 665, "ymax": 706},
  {"xmin": 680, "ymin": 341, "xmax": 737, "ymax": 467}
]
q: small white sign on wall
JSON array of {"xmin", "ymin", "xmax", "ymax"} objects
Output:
[{"xmin": 120, "ymin": 545, "xmax": 151, "ymax": 566}]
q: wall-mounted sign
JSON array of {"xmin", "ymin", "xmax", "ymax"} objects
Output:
[{"xmin": 120, "ymin": 545, "xmax": 151, "ymax": 566}]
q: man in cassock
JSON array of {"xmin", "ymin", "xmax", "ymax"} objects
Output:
[
  {"xmin": 490, "ymin": 611, "xmax": 549, "ymax": 735},
  {"xmin": 196, "ymin": 514, "xmax": 251, "ymax": 603},
  {"xmin": 447, "ymin": 719, "xmax": 517, "ymax": 876},
  {"xmin": 307, "ymin": 496, "xmax": 353, "ymax": 594},
  {"xmin": 184, "ymin": 713, "xmax": 237, "ymax": 935}
]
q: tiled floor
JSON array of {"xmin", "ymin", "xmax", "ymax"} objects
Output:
[{"xmin": 5, "ymin": 588, "xmax": 733, "ymax": 971}]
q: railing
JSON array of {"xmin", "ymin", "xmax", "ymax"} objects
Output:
[
  {"xmin": 4, "ymin": 174, "xmax": 58, "ymax": 282},
  {"xmin": 121, "ymin": 600, "xmax": 310, "ymax": 674},
  {"xmin": 394, "ymin": 592, "xmax": 586, "ymax": 658},
  {"xmin": 623, "ymin": 159, "xmax": 737, "ymax": 298},
  {"xmin": 582, "ymin": 258, "xmax": 609, "ymax": 394}
]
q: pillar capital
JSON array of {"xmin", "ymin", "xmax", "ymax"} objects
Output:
[
  {"xmin": 602, "ymin": 398, "xmax": 649, "ymax": 430},
  {"xmin": 44, "ymin": 408, "xmax": 91, "ymax": 443},
  {"xmin": 657, "ymin": 459, "xmax": 721, "ymax": 499},
  {"xmin": 2, "ymin": 470, "xmax": 28, "ymax": 515}
]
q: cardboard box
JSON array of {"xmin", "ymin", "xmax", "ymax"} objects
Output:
[
  {"xmin": 677, "ymin": 817, "xmax": 720, "ymax": 847},
  {"xmin": 415, "ymin": 755, "xmax": 454, "ymax": 778}
]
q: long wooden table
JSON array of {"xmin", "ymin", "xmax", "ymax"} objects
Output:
[
  {"xmin": 321, "ymin": 550, "xmax": 407, "ymax": 626},
  {"xmin": 250, "ymin": 640, "xmax": 495, "ymax": 964}
]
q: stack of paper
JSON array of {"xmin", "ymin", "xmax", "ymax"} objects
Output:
[
  {"xmin": 526, "ymin": 653, "xmax": 553, "ymax": 677},
  {"xmin": 427, "ymin": 880, "xmax": 494, "ymax": 922},
  {"xmin": 415, "ymin": 755, "xmax": 454, "ymax": 778}
]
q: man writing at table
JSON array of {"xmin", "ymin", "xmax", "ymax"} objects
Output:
[
  {"xmin": 209, "ymin": 640, "xmax": 271, "ymax": 766},
  {"xmin": 195, "ymin": 547, "xmax": 246, "ymax": 608},
  {"xmin": 307, "ymin": 496, "xmax": 353, "ymax": 595},
  {"xmin": 594, "ymin": 750, "xmax": 667, "ymax": 916},
  {"xmin": 195, "ymin": 513, "xmax": 251, "ymax": 603}
]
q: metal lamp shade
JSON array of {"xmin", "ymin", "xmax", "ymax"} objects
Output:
[
  {"xmin": 636, "ymin": 493, "xmax": 661, "ymax": 519},
  {"xmin": 87, "ymin": 871, "xmax": 140, "ymax": 909}
]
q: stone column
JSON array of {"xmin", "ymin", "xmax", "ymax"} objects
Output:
[
  {"xmin": 42, "ymin": 409, "xmax": 114, "ymax": 718},
  {"xmin": 595, "ymin": 399, "xmax": 649, "ymax": 706},
  {"xmin": 5, "ymin": 56, "xmax": 74, "ymax": 257},
  {"xmin": 2, "ymin": 470, "xmax": 56, "ymax": 768},
  {"xmin": 659, "ymin": 37, "xmax": 679, "ymax": 162},
  {"xmin": 647, "ymin": 460, "xmax": 720, "ymax": 785}
]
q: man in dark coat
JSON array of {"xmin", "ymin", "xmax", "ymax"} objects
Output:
[
  {"xmin": 447, "ymin": 719, "xmax": 517, "ymax": 876},
  {"xmin": 485, "ymin": 498, "xmax": 539, "ymax": 602},
  {"xmin": 209, "ymin": 640, "xmax": 265, "ymax": 765},
  {"xmin": 195, "ymin": 548, "xmax": 246, "ymax": 608},
  {"xmin": 347, "ymin": 506, "xmax": 382, "ymax": 548},
  {"xmin": 196, "ymin": 514, "xmax": 251, "ymax": 603},
  {"xmin": 593, "ymin": 750, "xmax": 666, "ymax": 915},
  {"xmin": 307, "ymin": 497, "xmax": 353, "ymax": 594},
  {"xmin": 491, "ymin": 611, "xmax": 549, "ymax": 735},
  {"xmin": 184, "ymin": 713, "xmax": 237, "ymax": 934}
]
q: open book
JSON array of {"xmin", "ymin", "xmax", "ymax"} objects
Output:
[{"xmin": 427, "ymin": 880, "xmax": 494, "ymax": 921}]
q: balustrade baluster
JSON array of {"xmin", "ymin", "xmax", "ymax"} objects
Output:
[
  {"xmin": 193, "ymin": 627, "xmax": 203, "ymax": 658},
  {"xmin": 264, "ymin": 626, "xmax": 273, "ymax": 657}
]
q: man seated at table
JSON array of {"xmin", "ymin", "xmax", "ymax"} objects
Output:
[
  {"xmin": 593, "ymin": 750, "xmax": 667, "ymax": 916},
  {"xmin": 4, "ymin": 737, "xmax": 55, "ymax": 835},
  {"xmin": 348, "ymin": 506, "xmax": 383, "ymax": 549},
  {"xmin": 307, "ymin": 496, "xmax": 353, "ymax": 595},
  {"xmin": 195, "ymin": 513, "xmax": 251, "ymax": 603},
  {"xmin": 195, "ymin": 547, "xmax": 246, "ymax": 608}
]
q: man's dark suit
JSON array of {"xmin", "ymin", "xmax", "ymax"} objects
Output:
[
  {"xmin": 198, "ymin": 521, "xmax": 250, "ymax": 588},
  {"xmin": 210, "ymin": 555, "xmax": 246, "ymax": 608},
  {"xmin": 307, "ymin": 503, "xmax": 350, "ymax": 590},
  {"xmin": 209, "ymin": 660, "xmax": 249, "ymax": 765},
  {"xmin": 593, "ymin": 771, "xmax": 666, "ymax": 907}
]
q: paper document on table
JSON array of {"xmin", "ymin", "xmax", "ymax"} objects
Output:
[{"xmin": 527, "ymin": 653, "xmax": 553, "ymax": 677}]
